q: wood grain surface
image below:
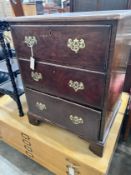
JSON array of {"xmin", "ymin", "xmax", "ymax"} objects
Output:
[{"xmin": 19, "ymin": 59, "xmax": 105, "ymax": 109}]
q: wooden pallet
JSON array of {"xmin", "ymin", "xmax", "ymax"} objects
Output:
[{"xmin": 0, "ymin": 93, "xmax": 129, "ymax": 175}]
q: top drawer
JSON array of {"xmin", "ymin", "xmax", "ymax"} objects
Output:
[{"xmin": 11, "ymin": 25, "xmax": 111, "ymax": 72}]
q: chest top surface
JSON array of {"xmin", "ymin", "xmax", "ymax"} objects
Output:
[{"xmin": 6, "ymin": 10, "xmax": 131, "ymax": 23}]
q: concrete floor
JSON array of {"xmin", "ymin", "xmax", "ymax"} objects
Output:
[
  {"xmin": 0, "ymin": 135, "xmax": 131, "ymax": 175},
  {"xmin": 109, "ymin": 135, "xmax": 131, "ymax": 175}
]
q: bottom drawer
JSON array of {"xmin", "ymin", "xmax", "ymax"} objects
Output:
[{"xmin": 26, "ymin": 88, "xmax": 101, "ymax": 141}]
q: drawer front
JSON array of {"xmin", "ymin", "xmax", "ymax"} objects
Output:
[
  {"xmin": 19, "ymin": 59, "xmax": 105, "ymax": 109},
  {"xmin": 26, "ymin": 88, "xmax": 101, "ymax": 141},
  {"xmin": 11, "ymin": 24, "xmax": 111, "ymax": 72}
]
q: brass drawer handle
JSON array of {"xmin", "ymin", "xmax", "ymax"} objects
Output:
[
  {"xmin": 68, "ymin": 80, "xmax": 84, "ymax": 92},
  {"xmin": 24, "ymin": 36, "xmax": 37, "ymax": 48},
  {"xmin": 67, "ymin": 38, "xmax": 85, "ymax": 54},
  {"xmin": 36, "ymin": 102, "xmax": 46, "ymax": 111},
  {"xmin": 31, "ymin": 71, "xmax": 42, "ymax": 82},
  {"xmin": 24, "ymin": 36, "xmax": 37, "ymax": 70},
  {"xmin": 69, "ymin": 115, "xmax": 84, "ymax": 125}
]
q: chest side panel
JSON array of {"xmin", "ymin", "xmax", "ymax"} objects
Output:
[
  {"xmin": 100, "ymin": 17, "xmax": 131, "ymax": 140},
  {"xmin": 123, "ymin": 51, "xmax": 131, "ymax": 92}
]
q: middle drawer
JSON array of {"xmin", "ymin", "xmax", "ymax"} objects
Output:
[{"xmin": 19, "ymin": 59, "xmax": 105, "ymax": 109}]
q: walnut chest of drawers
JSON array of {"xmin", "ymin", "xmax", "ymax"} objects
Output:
[{"xmin": 8, "ymin": 10, "xmax": 131, "ymax": 156}]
